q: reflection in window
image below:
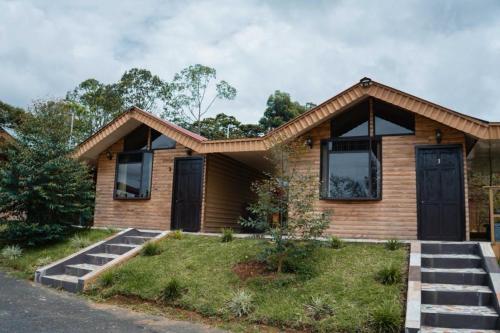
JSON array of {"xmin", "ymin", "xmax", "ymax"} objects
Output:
[
  {"xmin": 115, "ymin": 152, "xmax": 153, "ymax": 199},
  {"xmin": 321, "ymin": 140, "xmax": 381, "ymax": 200},
  {"xmin": 151, "ymin": 129, "xmax": 176, "ymax": 149},
  {"xmin": 123, "ymin": 125, "xmax": 176, "ymax": 151},
  {"xmin": 374, "ymin": 100, "xmax": 415, "ymax": 135},
  {"xmin": 331, "ymin": 100, "xmax": 370, "ymax": 137}
]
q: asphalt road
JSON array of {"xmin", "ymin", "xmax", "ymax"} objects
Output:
[{"xmin": 0, "ymin": 271, "xmax": 225, "ymax": 333}]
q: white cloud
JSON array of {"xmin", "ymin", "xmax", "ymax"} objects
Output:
[{"xmin": 0, "ymin": 0, "xmax": 499, "ymax": 123}]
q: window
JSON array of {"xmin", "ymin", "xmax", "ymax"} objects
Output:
[
  {"xmin": 321, "ymin": 139, "xmax": 381, "ymax": 200},
  {"xmin": 114, "ymin": 152, "xmax": 153, "ymax": 199},
  {"xmin": 331, "ymin": 100, "xmax": 370, "ymax": 138},
  {"xmin": 151, "ymin": 129, "xmax": 176, "ymax": 149},
  {"xmin": 123, "ymin": 125, "xmax": 176, "ymax": 151},
  {"xmin": 374, "ymin": 100, "xmax": 415, "ymax": 136}
]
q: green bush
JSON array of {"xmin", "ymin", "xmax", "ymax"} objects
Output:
[
  {"xmin": 158, "ymin": 278, "xmax": 185, "ymax": 303},
  {"xmin": 1, "ymin": 245, "xmax": 23, "ymax": 260},
  {"xmin": 141, "ymin": 241, "xmax": 161, "ymax": 256},
  {"xmin": 304, "ymin": 296, "xmax": 335, "ymax": 320},
  {"xmin": 328, "ymin": 236, "xmax": 344, "ymax": 249},
  {"xmin": 70, "ymin": 235, "xmax": 91, "ymax": 249},
  {"xmin": 169, "ymin": 230, "xmax": 183, "ymax": 240},
  {"xmin": 376, "ymin": 265, "xmax": 402, "ymax": 285},
  {"xmin": 370, "ymin": 301, "xmax": 401, "ymax": 333},
  {"xmin": 226, "ymin": 290, "xmax": 254, "ymax": 317},
  {"xmin": 35, "ymin": 256, "xmax": 53, "ymax": 268},
  {"xmin": 0, "ymin": 222, "xmax": 68, "ymax": 247},
  {"xmin": 385, "ymin": 239, "xmax": 402, "ymax": 251},
  {"xmin": 221, "ymin": 228, "xmax": 234, "ymax": 242}
]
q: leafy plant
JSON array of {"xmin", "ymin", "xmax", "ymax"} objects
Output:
[
  {"xmin": 376, "ymin": 265, "xmax": 402, "ymax": 285},
  {"xmin": 328, "ymin": 236, "xmax": 344, "ymax": 249},
  {"xmin": 304, "ymin": 296, "xmax": 335, "ymax": 320},
  {"xmin": 385, "ymin": 239, "xmax": 402, "ymax": 251},
  {"xmin": 0, "ymin": 222, "xmax": 68, "ymax": 247},
  {"xmin": 141, "ymin": 241, "xmax": 161, "ymax": 256},
  {"xmin": 226, "ymin": 290, "xmax": 254, "ymax": 317},
  {"xmin": 1, "ymin": 245, "xmax": 22, "ymax": 260},
  {"xmin": 70, "ymin": 235, "xmax": 91, "ymax": 249},
  {"xmin": 99, "ymin": 270, "xmax": 115, "ymax": 288},
  {"xmin": 158, "ymin": 278, "xmax": 185, "ymax": 303},
  {"xmin": 35, "ymin": 256, "xmax": 53, "ymax": 268},
  {"xmin": 370, "ymin": 301, "xmax": 401, "ymax": 333},
  {"xmin": 169, "ymin": 230, "xmax": 183, "ymax": 240},
  {"xmin": 221, "ymin": 228, "xmax": 234, "ymax": 242}
]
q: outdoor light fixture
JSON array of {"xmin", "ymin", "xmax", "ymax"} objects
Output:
[
  {"xmin": 106, "ymin": 150, "xmax": 113, "ymax": 160},
  {"xmin": 435, "ymin": 129, "xmax": 442, "ymax": 144},
  {"xmin": 185, "ymin": 148, "xmax": 193, "ymax": 156},
  {"xmin": 359, "ymin": 77, "xmax": 372, "ymax": 88},
  {"xmin": 305, "ymin": 136, "xmax": 313, "ymax": 149}
]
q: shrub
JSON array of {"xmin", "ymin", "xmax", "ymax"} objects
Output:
[
  {"xmin": 141, "ymin": 241, "xmax": 161, "ymax": 256},
  {"xmin": 370, "ymin": 301, "xmax": 401, "ymax": 333},
  {"xmin": 70, "ymin": 235, "xmax": 91, "ymax": 249},
  {"xmin": 35, "ymin": 256, "xmax": 53, "ymax": 267},
  {"xmin": 385, "ymin": 239, "xmax": 402, "ymax": 251},
  {"xmin": 226, "ymin": 290, "xmax": 254, "ymax": 317},
  {"xmin": 1, "ymin": 245, "xmax": 22, "ymax": 260},
  {"xmin": 169, "ymin": 230, "xmax": 183, "ymax": 240},
  {"xmin": 304, "ymin": 296, "xmax": 335, "ymax": 320},
  {"xmin": 158, "ymin": 278, "xmax": 185, "ymax": 303},
  {"xmin": 328, "ymin": 236, "xmax": 344, "ymax": 249},
  {"xmin": 99, "ymin": 270, "xmax": 115, "ymax": 288},
  {"xmin": 376, "ymin": 265, "xmax": 402, "ymax": 285},
  {"xmin": 0, "ymin": 222, "xmax": 68, "ymax": 247},
  {"xmin": 221, "ymin": 228, "xmax": 234, "ymax": 242}
]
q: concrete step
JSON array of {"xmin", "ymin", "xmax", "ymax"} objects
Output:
[
  {"xmin": 104, "ymin": 243, "xmax": 138, "ymax": 255},
  {"xmin": 420, "ymin": 326, "xmax": 500, "ymax": 332},
  {"xmin": 422, "ymin": 267, "xmax": 488, "ymax": 285},
  {"xmin": 422, "ymin": 243, "xmax": 478, "ymax": 255},
  {"xmin": 422, "ymin": 283, "xmax": 493, "ymax": 306},
  {"xmin": 422, "ymin": 254, "xmax": 483, "ymax": 269},
  {"xmin": 137, "ymin": 231, "xmax": 162, "ymax": 237},
  {"xmin": 421, "ymin": 304, "xmax": 499, "ymax": 330},
  {"xmin": 85, "ymin": 253, "xmax": 120, "ymax": 265},
  {"xmin": 40, "ymin": 274, "xmax": 79, "ymax": 293},
  {"xmin": 64, "ymin": 263, "xmax": 101, "ymax": 277},
  {"xmin": 122, "ymin": 235, "xmax": 153, "ymax": 245}
]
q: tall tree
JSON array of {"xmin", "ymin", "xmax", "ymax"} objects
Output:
[
  {"xmin": 259, "ymin": 91, "xmax": 314, "ymax": 132},
  {"xmin": 162, "ymin": 64, "xmax": 237, "ymax": 134},
  {"xmin": 117, "ymin": 68, "xmax": 166, "ymax": 112},
  {"xmin": 0, "ymin": 100, "xmax": 28, "ymax": 129},
  {"xmin": 190, "ymin": 113, "xmax": 264, "ymax": 139}
]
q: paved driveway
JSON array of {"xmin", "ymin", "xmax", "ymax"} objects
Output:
[{"xmin": 0, "ymin": 271, "xmax": 225, "ymax": 333}]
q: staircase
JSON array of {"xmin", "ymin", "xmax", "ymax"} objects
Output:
[
  {"xmin": 420, "ymin": 242, "xmax": 500, "ymax": 332},
  {"xmin": 35, "ymin": 228, "xmax": 166, "ymax": 293}
]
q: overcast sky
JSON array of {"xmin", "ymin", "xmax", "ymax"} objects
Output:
[{"xmin": 1, "ymin": 0, "xmax": 500, "ymax": 123}]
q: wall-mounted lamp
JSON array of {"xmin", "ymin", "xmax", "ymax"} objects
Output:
[
  {"xmin": 435, "ymin": 129, "xmax": 442, "ymax": 144},
  {"xmin": 105, "ymin": 150, "xmax": 113, "ymax": 160},
  {"xmin": 185, "ymin": 148, "xmax": 193, "ymax": 156},
  {"xmin": 359, "ymin": 77, "xmax": 372, "ymax": 88},
  {"xmin": 305, "ymin": 136, "xmax": 313, "ymax": 149}
]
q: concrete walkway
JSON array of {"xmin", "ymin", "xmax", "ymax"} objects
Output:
[{"xmin": 0, "ymin": 271, "xmax": 225, "ymax": 333}]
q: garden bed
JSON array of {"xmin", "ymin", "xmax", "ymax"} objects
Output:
[
  {"xmin": 90, "ymin": 235, "xmax": 408, "ymax": 332},
  {"xmin": 0, "ymin": 228, "xmax": 116, "ymax": 279}
]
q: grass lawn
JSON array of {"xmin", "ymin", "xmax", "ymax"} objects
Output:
[
  {"xmin": 93, "ymin": 235, "xmax": 408, "ymax": 332},
  {"xmin": 0, "ymin": 228, "xmax": 116, "ymax": 280}
]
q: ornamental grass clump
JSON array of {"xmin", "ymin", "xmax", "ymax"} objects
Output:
[
  {"xmin": 70, "ymin": 235, "xmax": 92, "ymax": 249},
  {"xmin": 370, "ymin": 301, "xmax": 401, "ymax": 333},
  {"xmin": 1, "ymin": 245, "xmax": 22, "ymax": 260},
  {"xmin": 158, "ymin": 278, "xmax": 185, "ymax": 303},
  {"xmin": 221, "ymin": 228, "xmax": 234, "ymax": 242},
  {"xmin": 304, "ymin": 296, "xmax": 335, "ymax": 320},
  {"xmin": 226, "ymin": 290, "xmax": 254, "ymax": 317},
  {"xmin": 141, "ymin": 241, "xmax": 162, "ymax": 256},
  {"xmin": 169, "ymin": 230, "xmax": 183, "ymax": 240},
  {"xmin": 376, "ymin": 265, "xmax": 402, "ymax": 285},
  {"xmin": 385, "ymin": 239, "xmax": 402, "ymax": 251},
  {"xmin": 328, "ymin": 236, "xmax": 344, "ymax": 249}
]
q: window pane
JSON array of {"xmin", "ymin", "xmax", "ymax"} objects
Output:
[
  {"xmin": 331, "ymin": 100, "xmax": 369, "ymax": 137},
  {"xmin": 151, "ymin": 129, "xmax": 176, "ymax": 149},
  {"xmin": 124, "ymin": 125, "xmax": 149, "ymax": 151},
  {"xmin": 115, "ymin": 152, "xmax": 153, "ymax": 199},
  {"xmin": 374, "ymin": 100, "xmax": 415, "ymax": 135}
]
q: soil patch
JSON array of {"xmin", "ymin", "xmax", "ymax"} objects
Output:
[{"xmin": 232, "ymin": 260, "xmax": 273, "ymax": 280}]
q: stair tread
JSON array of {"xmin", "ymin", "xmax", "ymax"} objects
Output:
[
  {"xmin": 422, "ymin": 267, "xmax": 487, "ymax": 274},
  {"xmin": 422, "ymin": 283, "xmax": 492, "ymax": 293},
  {"xmin": 43, "ymin": 274, "xmax": 79, "ymax": 283},
  {"xmin": 422, "ymin": 254, "xmax": 481, "ymax": 259},
  {"xmin": 125, "ymin": 236, "xmax": 153, "ymax": 239},
  {"xmin": 107, "ymin": 243, "xmax": 138, "ymax": 248},
  {"xmin": 421, "ymin": 304, "xmax": 499, "ymax": 317},
  {"xmin": 420, "ymin": 326, "xmax": 500, "ymax": 332},
  {"xmin": 65, "ymin": 263, "xmax": 101, "ymax": 270},
  {"xmin": 87, "ymin": 253, "xmax": 120, "ymax": 259}
]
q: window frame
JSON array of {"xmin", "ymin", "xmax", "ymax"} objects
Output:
[
  {"xmin": 373, "ymin": 103, "xmax": 415, "ymax": 137},
  {"xmin": 123, "ymin": 125, "xmax": 177, "ymax": 152},
  {"xmin": 320, "ymin": 137, "xmax": 383, "ymax": 202},
  {"xmin": 113, "ymin": 150, "xmax": 154, "ymax": 201}
]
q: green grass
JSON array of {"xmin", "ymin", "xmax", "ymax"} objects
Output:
[
  {"xmin": 0, "ymin": 228, "xmax": 115, "ymax": 279},
  {"xmin": 95, "ymin": 235, "xmax": 408, "ymax": 332}
]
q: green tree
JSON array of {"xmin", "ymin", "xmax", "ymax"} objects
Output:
[
  {"xmin": 117, "ymin": 68, "xmax": 166, "ymax": 112},
  {"xmin": 0, "ymin": 100, "xmax": 95, "ymax": 245},
  {"xmin": 190, "ymin": 113, "xmax": 264, "ymax": 139},
  {"xmin": 259, "ymin": 91, "xmax": 314, "ymax": 132},
  {"xmin": 0, "ymin": 100, "xmax": 28, "ymax": 129},
  {"xmin": 162, "ymin": 64, "xmax": 237, "ymax": 134}
]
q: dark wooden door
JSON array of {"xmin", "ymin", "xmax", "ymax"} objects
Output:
[
  {"xmin": 416, "ymin": 146, "xmax": 464, "ymax": 241},
  {"xmin": 172, "ymin": 157, "xmax": 203, "ymax": 232}
]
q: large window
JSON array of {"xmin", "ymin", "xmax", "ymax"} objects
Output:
[
  {"xmin": 115, "ymin": 152, "xmax": 153, "ymax": 199},
  {"xmin": 123, "ymin": 125, "xmax": 176, "ymax": 151},
  {"xmin": 374, "ymin": 100, "xmax": 415, "ymax": 136}
]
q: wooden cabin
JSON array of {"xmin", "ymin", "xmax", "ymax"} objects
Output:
[{"xmin": 74, "ymin": 78, "xmax": 500, "ymax": 241}]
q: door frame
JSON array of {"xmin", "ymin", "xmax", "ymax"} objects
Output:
[
  {"xmin": 170, "ymin": 156, "xmax": 204, "ymax": 231},
  {"xmin": 415, "ymin": 144, "xmax": 466, "ymax": 241}
]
